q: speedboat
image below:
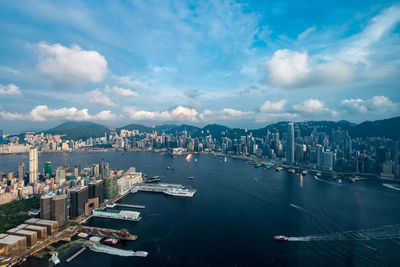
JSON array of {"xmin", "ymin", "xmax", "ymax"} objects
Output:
[{"xmin": 274, "ymin": 235, "xmax": 288, "ymax": 241}]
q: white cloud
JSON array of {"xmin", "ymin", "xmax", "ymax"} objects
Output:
[
  {"xmin": 297, "ymin": 26, "xmax": 316, "ymax": 41},
  {"xmin": 37, "ymin": 43, "xmax": 107, "ymax": 85},
  {"xmin": 124, "ymin": 106, "xmax": 198, "ymax": 122},
  {"xmin": 199, "ymin": 108, "xmax": 254, "ymax": 121},
  {"xmin": 0, "ymin": 111, "xmax": 26, "ymax": 120},
  {"xmin": 170, "ymin": 106, "xmax": 198, "ymax": 121},
  {"xmin": 266, "ymin": 49, "xmax": 310, "ymax": 88},
  {"xmin": 266, "ymin": 6, "xmax": 400, "ymax": 89},
  {"xmin": 92, "ymin": 110, "xmax": 116, "ymax": 120},
  {"xmin": 292, "ymin": 99, "xmax": 327, "ymax": 113},
  {"xmin": 0, "ymin": 84, "xmax": 21, "ymax": 95},
  {"xmin": 111, "ymin": 86, "xmax": 138, "ymax": 97},
  {"xmin": 266, "ymin": 49, "xmax": 355, "ymax": 88},
  {"xmin": 0, "ymin": 105, "xmax": 114, "ymax": 121},
  {"xmin": 0, "ymin": 66, "xmax": 21, "ymax": 75},
  {"xmin": 255, "ymin": 112, "xmax": 298, "ymax": 123},
  {"xmin": 115, "ymin": 76, "xmax": 150, "ymax": 90},
  {"xmin": 85, "ymin": 89, "xmax": 116, "ymax": 107},
  {"xmin": 339, "ymin": 5, "xmax": 400, "ymax": 64},
  {"xmin": 341, "ymin": 95, "xmax": 396, "ymax": 114},
  {"xmin": 259, "ymin": 100, "xmax": 286, "ymax": 113}
]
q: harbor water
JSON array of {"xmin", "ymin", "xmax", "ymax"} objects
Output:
[{"xmin": 1, "ymin": 151, "xmax": 400, "ymax": 266}]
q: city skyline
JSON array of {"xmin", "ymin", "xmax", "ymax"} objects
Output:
[{"xmin": 1, "ymin": 1, "xmax": 400, "ymax": 132}]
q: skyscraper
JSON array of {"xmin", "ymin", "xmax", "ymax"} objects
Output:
[
  {"xmin": 286, "ymin": 123, "xmax": 294, "ymax": 164},
  {"xmin": 44, "ymin": 162, "xmax": 52, "ymax": 178},
  {"xmin": 70, "ymin": 186, "xmax": 89, "ymax": 219},
  {"xmin": 52, "ymin": 194, "xmax": 68, "ymax": 227},
  {"xmin": 40, "ymin": 194, "xmax": 68, "ymax": 227},
  {"xmin": 29, "ymin": 147, "xmax": 38, "ymax": 184},
  {"xmin": 18, "ymin": 162, "xmax": 25, "ymax": 180}
]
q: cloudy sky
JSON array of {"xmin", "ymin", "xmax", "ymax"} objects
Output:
[{"xmin": 0, "ymin": 0, "xmax": 399, "ymax": 133}]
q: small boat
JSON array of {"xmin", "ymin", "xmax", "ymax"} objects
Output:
[
  {"xmin": 89, "ymin": 236, "xmax": 103, "ymax": 242},
  {"xmin": 78, "ymin": 232, "xmax": 89, "ymax": 238},
  {"xmin": 275, "ymin": 167, "xmax": 283, "ymax": 172},
  {"xmin": 338, "ymin": 179, "xmax": 342, "ymax": 184},
  {"xmin": 301, "ymin": 170, "xmax": 308, "ymax": 175},
  {"xmin": 49, "ymin": 252, "xmax": 60, "ymax": 265},
  {"xmin": 274, "ymin": 235, "xmax": 288, "ymax": 241},
  {"xmin": 104, "ymin": 238, "xmax": 119, "ymax": 245},
  {"xmin": 188, "ymin": 176, "xmax": 194, "ymax": 179},
  {"xmin": 17, "ymin": 258, "xmax": 26, "ymax": 266},
  {"xmin": 288, "ymin": 169, "xmax": 295, "ymax": 174}
]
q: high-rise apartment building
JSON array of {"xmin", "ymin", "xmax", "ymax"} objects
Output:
[
  {"xmin": 18, "ymin": 162, "xmax": 25, "ymax": 180},
  {"xmin": 29, "ymin": 147, "xmax": 38, "ymax": 184}
]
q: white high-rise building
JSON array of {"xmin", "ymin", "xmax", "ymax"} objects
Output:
[{"xmin": 29, "ymin": 146, "xmax": 38, "ymax": 184}]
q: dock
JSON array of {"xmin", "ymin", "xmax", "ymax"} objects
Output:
[
  {"xmin": 116, "ymin": 203, "xmax": 146, "ymax": 209},
  {"xmin": 66, "ymin": 247, "xmax": 86, "ymax": 263}
]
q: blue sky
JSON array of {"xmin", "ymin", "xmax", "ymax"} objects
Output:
[{"xmin": 0, "ymin": 0, "xmax": 399, "ymax": 133}]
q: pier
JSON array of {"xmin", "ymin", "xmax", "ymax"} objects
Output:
[
  {"xmin": 116, "ymin": 203, "xmax": 146, "ymax": 209},
  {"xmin": 66, "ymin": 247, "xmax": 86, "ymax": 263}
]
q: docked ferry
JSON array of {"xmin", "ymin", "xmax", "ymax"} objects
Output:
[{"xmin": 164, "ymin": 188, "xmax": 197, "ymax": 197}]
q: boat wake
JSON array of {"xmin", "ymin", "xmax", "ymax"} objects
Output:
[
  {"xmin": 382, "ymin": 183, "xmax": 400, "ymax": 191},
  {"xmin": 288, "ymin": 224, "xmax": 400, "ymax": 242},
  {"xmin": 290, "ymin": 203, "xmax": 305, "ymax": 211},
  {"xmin": 314, "ymin": 176, "xmax": 341, "ymax": 186}
]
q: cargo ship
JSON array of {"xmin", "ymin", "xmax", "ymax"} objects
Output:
[
  {"xmin": 164, "ymin": 188, "xmax": 197, "ymax": 197},
  {"xmin": 104, "ymin": 238, "xmax": 119, "ymax": 245}
]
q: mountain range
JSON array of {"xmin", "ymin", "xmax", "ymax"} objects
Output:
[{"xmin": 38, "ymin": 116, "xmax": 400, "ymax": 140}]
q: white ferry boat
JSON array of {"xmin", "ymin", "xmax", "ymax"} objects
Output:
[
  {"xmin": 164, "ymin": 188, "xmax": 197, "ymax": 197},
  {"xmin": 93, "ymin": 209, "xmax": 141, "ymax": 221}
]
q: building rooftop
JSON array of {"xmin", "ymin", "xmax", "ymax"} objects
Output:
[
  {"xmin": 16, "ymin": 230, "xmax": 36, "ymax": 236},
  {"xmin": 35, "ymin": 219, "xmax": 58, "ymax": 226},
  {"xmin": 89, "ymin": 180, "xmax": 103, "ymax": 185},
  {"xmin": 25, "ymin": 218, "xmax": 40, "ymax": 224},
  {"xmin": 24, "ymin": 225, "xmax": 46, "ymax": 231},
  {"xmin": 53, "ymin": 194, "xmax": 67, "ymax": 200},
  {"xmin": 0, "ymin": 234, "xmax": 26, "ymax": 244},
  {"xmin": 70, "ymin": 186, "xmax": 88, "ymax": 192}
]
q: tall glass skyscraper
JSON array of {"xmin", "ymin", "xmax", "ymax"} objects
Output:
[{"xmin": 287, "ymin": 123, "xmax": 295, "ymax": 163}]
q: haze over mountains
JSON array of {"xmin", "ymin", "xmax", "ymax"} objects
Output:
[{"xmin": 39, "ymin": 116, "xmax": 400, "ymax": 141}]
